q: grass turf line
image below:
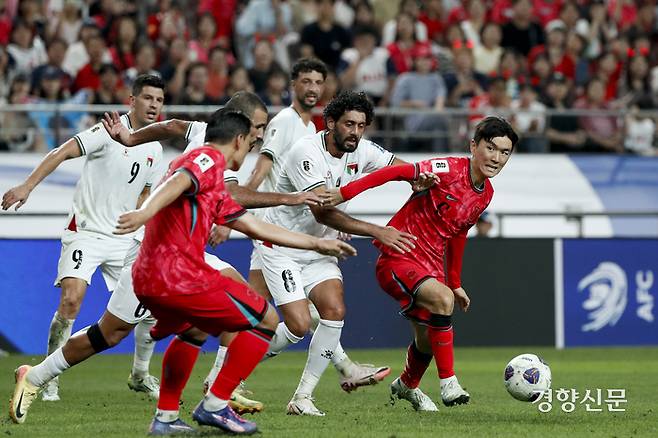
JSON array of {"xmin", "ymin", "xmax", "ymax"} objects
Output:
[{"xmin": 1, "ymin": 347, "xmax": 657, "ymax": 437}]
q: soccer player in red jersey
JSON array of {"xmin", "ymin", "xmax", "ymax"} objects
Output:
[
  {"xmin": 114, "ymin": 109, "xmax": 356, "ymax": 435},
  {"xmin": 325, "ymin": 116, "xmax": 518, "ymax": 411}
]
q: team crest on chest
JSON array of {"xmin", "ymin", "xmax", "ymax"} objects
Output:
[{"xmin": 347, "ymin": 163, "xmax": 359, "ymax": 175}]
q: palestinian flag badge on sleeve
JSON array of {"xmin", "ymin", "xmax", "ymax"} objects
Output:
[
  {"xmin": 147, "ymin": 157, "xmax": 154, "ymax": 167},
  {"xmin": 347, "ymin": 163, "xmax": 358, "ymax": 175}
]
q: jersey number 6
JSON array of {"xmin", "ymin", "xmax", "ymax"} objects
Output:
[{"xmin": 128, "ymin": 162, "xmax": 141, "ymax": 184}]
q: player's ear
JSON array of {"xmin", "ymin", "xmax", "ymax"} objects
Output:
[
  {"xmin": 326, "ymin": 117, "xmax": 335, "ymax": 131},
  {"xmin": 469, "ymin": 139, "xmax": 477, "ymax": 154},
  {"xmin": 128, "ymin": 94, "xmax": 136, "ymax": 110}
]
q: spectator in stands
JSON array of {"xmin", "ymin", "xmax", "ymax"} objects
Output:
[
  {"xmin": 511, "ymin": 83, "xmax": 547, "ymax": 152},
  {"xmin": 623, "ymin": 54, "xmax": 652, "ymax": 104},
  {"xmin": 206, "ymin": 45, "xmax": 231, "ymax": 101},
  {"xmin": 497, "ymin": 49, "xmax": 524, "ymax": 99},
  {"xmin": 460, "ymin": 0, "xmax": 487, "ymax": 48},
  {"xmin": 387, "ymin": 12, "xmax": 428, "ymax": 75},
  {"xmin": 157, "ymin": 36, "xmax": 189, "ymax": 104},
  {"xmin": 533, "ymin": 0, "xmax": 562, "ymax": 27},
  {"xmin": 62, "ymin": 21, "xmax": 111, "ymax": 78},
  {"xmin": 443, "ymin": 48, "xmax": 487, "ymax": 107},
  {"xmin": 219, "ymin": 64, "xmax": 253, "ymax": 104},
  {"xmin": 179, "ymin": 62, "xmax": 217, "ymax": 106},
  {"xmin": 582, "ymin": 0, "xmax": 618, "ymax": 60},
  {"xmin": 109, "ymin": 15, "xmax": 138, "ymax": 72},
  {"xmin": 314, "ymin": 70, "xmax": 340, "ymax": 130},
  {"xmin": 574, "ymin": 78, "xmax": 623, "ymax": 153},
  {"xmin": 501, "ymin": 0, "xmax": 545, "ymax": 56},
  {"xmin": 31, "ymin": 38, "xmax": 72, "ymax": 93},
  {"xmin": 235, "ymin": 0, "xmax": 293, "ymax": 69},
  {"xmin": 418, "ymin": 0, "xmax": 446, "ymax": 43},
  {"xmin": 529, "ymin": 52, "xmax": 552, "ymax": 91},
  {"xmin": 300, "ymin": 0, "xmax": 351, "ymax": 71},
  {"xmin": 473, "ymin": 22, "xmax": 503, "ymax": 76},
  {"xmin": 248, "ymin": 39, "xmax": 284, "ymax": 95},
  {"xmin": 382, "ymin": 0, "xmax": 427, "ymax": 46},
  {"xmin": 468, "ymin": 75, "xmax": 511, "ymax": 132},
  {"xmin": 148, "ymin": 0, "xmax": 188, "ymax": 43},
  {"xmin": 592, "ymin": 50, "xmax": 622, "ymax": 101},
  {"xmin": 258, "ymin": 69, "xmax": 292, "ymax": 106},
  {"xmin": 338, "ymin": 24, "xmax": 395, "ymax": 106},
  {"xmin": 353, "ymin": 0, "xmax": 380, "ymax": 31},
  {"xmin": 0, "ymin": 45, "xmax": 16, "ymax": 102},
  {"xmin": 544, "ymin": 72, "xmax": 586, "ymax": 153},
  {"xmin": 47, "ymin": 0, "xmax": 84, "ymax": 45},
  {"xmin": 122, "ymin": 42, "xmax": 160, "ymax": 90},
  {"xmin": 91, "ymin": 63, "xmax": 129, "ymax": 105},
  {"xmin": 624, "ymin": 95, "xmax": 656, "ymax": 156},
  {"xmin": 72, "ymin": 34, "xmax": 106, "ymax": 92},
  {"xmin": 0, "ymin": 74, "xmax": 44, "ymax": 152},
  {"xmin": 188, "ymin": 12, "xmax": 221, "ymax": 64},
  {"xmin": 0, "ymin": 0, "xmax": 12, "ymax": 45},
  {"xmin": 390, "ymin": 42, "xmax": 449, "ymax": 151},
  {"xmin": 7, "ymin": 19, "xmax": 47, "ymax": 73},
  {"xmin": 198, "ymin": 0, "xmax": 238, "ymax": 50},
  {"xmin": 564, "ymin": 31, "xmax": 590, "ymax": 87},
  {"xmin": 608, "ymin": 0, "xmax": 637, "ymax": 33}
]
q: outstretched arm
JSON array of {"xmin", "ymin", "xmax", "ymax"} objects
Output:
[
  {"xmin": 229, "ymin": 212, "xmax": 357, "ymax": 259},
  {"xmin": 102, "ymin": 111, "xmax": 192, "ymax": 147},
  {"xmin": 227, "ymin": 181, "xmax": 326, "ymax": 208},
  {"xmin": 114, "ymin": 171, "xmax": 192, "ymax": 234},
  {"xmin": 2, "ymin": 138, "xmax": 81, "ymax": 211}
]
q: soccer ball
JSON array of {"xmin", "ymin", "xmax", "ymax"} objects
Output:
[{"xmin": 503, "ymin": 353, "xmax": 552, "ymax": 402}]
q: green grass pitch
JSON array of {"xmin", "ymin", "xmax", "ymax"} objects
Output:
[{"xmin": 1, "ymin": 347, "xmax": 656, "ymax": 437}]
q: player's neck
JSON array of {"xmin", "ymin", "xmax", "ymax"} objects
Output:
[
  {"xmin": 323, "ymin": 131, "xmax": 345, "ymax": 159},
  {"xmin": 292, "ymin": 100, "xmax": 313, "ymax": 125},
  {"xmin": 469, "ymin": 160, "xmax": 486, "ymax": 189},
  {"xmin": 204, "ymin": 142, "xmax": 235, "ymax": 163},
  {"xmin": 127, "ymin": 112, "xmax": 146, "ymax": 130}
]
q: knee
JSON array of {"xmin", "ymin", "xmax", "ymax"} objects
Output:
[
  {"xmin": 422, "ymin": 290, "xmax": 454, "ymax": 315},
  {"xmin": 259, "ymin": 305, "xmax": 279, "ymax": 332},
  {"xmin": 59, "ymin": 292, "xmax": 84, "ymax": 317},
  {"xmin": 285, "ymin": 312, "xmax": 311, "ymax": 338},
  {"xmin": 181, "ymin": 327, "xmax": 208, "ymax": 344},
  {"xmin": 317, "ymin": 301, "xmax": 345, "ymax": 321}
]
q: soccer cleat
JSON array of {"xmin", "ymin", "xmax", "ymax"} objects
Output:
[
  {"xmin": 230, "ymin": 390, "xmax": 264, "ymax": 415},
  {"xmin": 286, "ymin": 394, "xmax": 326, "ymax": 416},
  {"xmin": 148, "ymin": 418, "xmax": 196, "ymax": 435},
  {"xmin": 192, "ymin": 402, "xmax": 258, "ymax": 435},
  {"xmin": 9, "ymin": 365, "xmax": 40, "ymax": 424},
  {"xmin": 339, "ymin": 363, "xmax": 391, "ymax": 393},
  {"xmin": 390, "ymin": 377, "xmax": 438, "ymax": 412},
  {"xmin": 128, "ymin": 373, "xmax": 160, "ymax": 399},
  {"xmin": 441, "ymin": 377, "xmax": 470, "ymax": 406},
  {"xmin": 41, "ymin": 378, "xmax": 60, "ymax": 402}
]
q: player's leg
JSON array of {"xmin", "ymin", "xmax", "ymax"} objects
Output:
[
  {"xmin": 10, "ymin": 311, "xmax": 137, "ymax": 424},
  {"xmin": 248, "ymin": 245, "xmax": 272, "ymax": 301},
  {"xmin": 415, "ymin": 278, "xmax": 470, "ymax": 406}
]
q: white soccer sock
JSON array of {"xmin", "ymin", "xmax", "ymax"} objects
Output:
[
  {"xmin": 294, "ymin": 319, "xmax": 344, "ymax": 397},
  {"xmin": 265, "ymin": 322, "xmax": 303, "ymax": 359},
  {"xmin": 308, "ymin": 302, "xmax": 352, "ymax": 373},
  {"xmin": 132, "ymin": 318, "xmax": 156, "ymax": 378},
  {"xmin": 205, "ymin": 345, "xmax": 228, "ymax": 385},
  {"xmin": 155, "ymin": 409, "xmax": 179, "ymax": 423},
  {"xmin": 202, "ymin": 392, "xmax": 229, "ymax": 412},
  {"xmin": 27, "ymin": 347, "xmax": 70, "ymax": 387}
]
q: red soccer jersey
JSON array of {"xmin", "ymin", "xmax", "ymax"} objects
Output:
[
  {"xmin": 133, "ymin": 146, "xmax": 246, "ymax": 297},
  {"xmin": 341, "ymin": 156, "xmax": 493, "ymax": 288}
]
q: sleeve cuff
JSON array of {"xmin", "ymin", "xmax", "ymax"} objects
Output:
[{"xmin": 175, "ymin": 167, "xmax": 199, "ymax": 196}]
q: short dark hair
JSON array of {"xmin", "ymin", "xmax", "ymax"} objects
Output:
[
  {"xmin": 323, "ymin": 90, "xmax": 374, "ymax": 126},
  {"xmin": 473, "ymin": 116, "xmax": 519, "ymax": 149},
  {"xmin": 224, "ymin": 91, "xmax": 267, "ymax": 118},
  {"xmin": 204, "ymin": 108, "xmax": 252, "ymax": 144},
  {"xmin": 291, "ymin": 58, "xmax": 328, "ymax": 81},
  {"xmin": 131, "ymin": 74, "xmax": 165, "ymax": 96}
]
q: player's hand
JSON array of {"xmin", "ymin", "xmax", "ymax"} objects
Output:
[
  {"xmin": 208, "ymin": 224, "xmax": 231, "ymax": 247},
  {"xmin": 285, "ymin": 191, "xmax": 325, "ymax": 207},
  {"xmin": 321, "ymin": 188, "xmax": 345, "ymax": 206},
  {"xmin": 102, "ymin": 111, "xmax": 133, "ymax": 146},
  {"xmin": 453, "ymin": 287, "xmax": 471, "ymax": 312},
  {"xmin": 315, "ymin": 239, "xmax": 357, "ymax": 259},
  {"xmin": 337, "ymin": 231, "xmax": 352, "ymax": 241},
  {"xmin": 411, "ymin": 172, "xmax": 438, "ymax": 192},
  {"xmin": 373, "ymin": 226, "xmax": 417, "ymax": 254},
  {"xmin": 114, "ymin": 209, "xmax": 149, "ymax": 234},
  {"xmin": 2, "ymin": 184, "xmax": 31, "ymax": 211}
]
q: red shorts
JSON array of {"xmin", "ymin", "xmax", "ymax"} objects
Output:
[
  {"xmin": 137, "ymin": 276, "xmax": 269, "ymax": 340},
  {"xmin": 375, "ymin": 254, "xmax": 446, "ymax": 325}
]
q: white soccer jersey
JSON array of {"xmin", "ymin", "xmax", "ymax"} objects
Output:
[
  {"xmin": 264, "ymin": 131, "xmax": 394, "ymax": 259},
  {"xmin": 70, "ymin": 114, "xmax": 164, "ymax": 239},
  {"xmin": 184, "ymin": 120, "xmax": 239, "ymax": 183},
  {"xmin": 259, "ymin": 106, "xmax": 316, "ymax": 193}
]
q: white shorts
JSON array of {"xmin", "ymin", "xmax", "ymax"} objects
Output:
[
  {"xmin": 107, "ymin": 240, "xmax": 151, "ymax": 324},
  {"xmin": 257, "ymin": 243, "xmax": 342, "ymax": 306},
  {"xmin": 249, "ymin": 240, "xmax": 263, "ymax": 271},
  {"xmin": 107, "ymin": 247, "xmax": 236, "ymax": 324},
  {"xmin": 55, "ymin": 230, "xmax": 131, "ymax": 291}
]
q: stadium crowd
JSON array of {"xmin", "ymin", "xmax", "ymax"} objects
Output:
[{"xmin": 0, "ymin": 0, "xmax": 657, "ymax": 155}]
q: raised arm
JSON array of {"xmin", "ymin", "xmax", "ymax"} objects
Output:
[
  {"xmin": 114, "ymin": 171, "xmax": 192, "ymax": 234},
  {"xmin": 2, "ymin": 138, "xmax": 81, "ymax": 211},
  {"xmin": 102, "ymin": 111, "xmax": 192, "ymax": 147},
  {"xmin": 229, "ymin": 212, "xmax": 357, "ymax": 259}
]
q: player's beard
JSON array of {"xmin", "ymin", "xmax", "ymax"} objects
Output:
[
  {"xmin": 297, "ymin": 92, "xmax": 319, "ymax": 111},
  {"xmin": 333, "ymin": 129, "xmax": 359, "ymax": 153}
]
